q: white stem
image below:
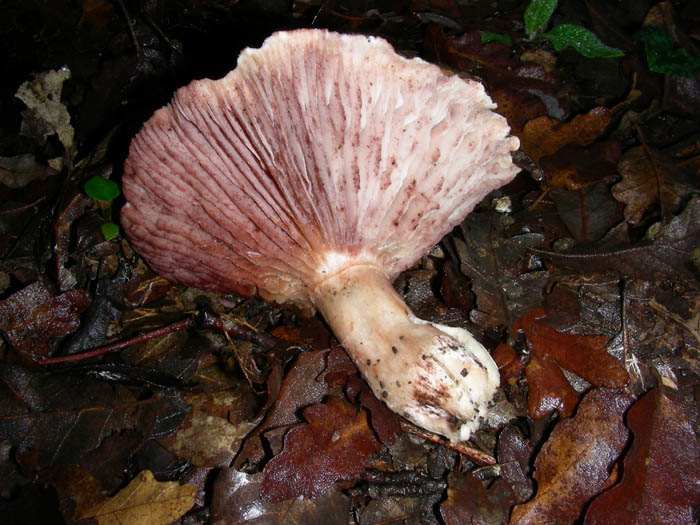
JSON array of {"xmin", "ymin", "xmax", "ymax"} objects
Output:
[{"xmin": 311, "ymin": 264, "xmax": 499, "ymax": 442}]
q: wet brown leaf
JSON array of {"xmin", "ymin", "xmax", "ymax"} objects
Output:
[
  {"xmin": 519, "ymin": 108, "xmax": 612, "ymax": 164},
  {"xmin": 440, "ymin": 472, "xmax": 515, "ymax": 525},
  {"xmin": 533, "ymin": 194, "xmax": 700, "ymax": 283},
  {"xmin": 78, "ymin": 470, "xmax": 195, "ymax": 525},
  {"xmin": 516, "ymin": 307, "xmax": 629, "ymax": 390},
  {"xmin": 510, "ymin": 389, "xmax": 633, "ymax": 524},
  {"xmin": 0, "ymin": 281, "xmax": 91, "ymax": 362},
  {"xmin": 211, "ymin": 468, "xmax": 350, "ymax": 525},
  {"xmin": 160, "ymin": 388, "xmax": 258, "ymax": 467},
  {"xmin": 260, "ymin": 396, "xmax": 380, "ymax": 502},
  {"xmin": 612, "ymin": 145, "xmax": 696, "ymax": 224},
  {"xmin": 234, "ymin": 349, "xmax": 329, "ymax": 470},
  {"xmin": 525, "ymin": 354, "xmax": 580, "ymax": 419},
  {"xmin": 585, "ymin": 387, "xmax": 700, "ymax": 525}
]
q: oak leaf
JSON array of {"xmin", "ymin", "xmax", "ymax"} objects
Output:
[
  {"xmin": 78, "ymin": 470, "xmax": 195, "ymax": 525},
  {"xmin": 260, "ymin": 396, "xmax": 380, "ymax": 502},
  {"xmin": 585, "ymin": 387, "xmax": 700, "ymax": 524},
  {"xmin": 510, "ymin": 389, "xmax": 633, "ymax": 524}
]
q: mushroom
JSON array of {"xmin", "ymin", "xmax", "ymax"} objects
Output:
[{"xmin": 122, "ymin": 29, "xmax": 520, "ymax": 442}]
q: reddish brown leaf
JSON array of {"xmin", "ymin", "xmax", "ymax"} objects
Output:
[
  {"xmin": 0, "ymin": 281, "xmax": 91, "ymax": 362},
  {"xmin": 585, "ymin": 387, "xmax": 700, "ymax": 525},
  {"xmin": 519, "ymin": 107, "xmax": 612, "ymax": 164},
  {"xmin": 510, "ymin": 389, "xmax": 633, "ymax": 524},
  {"xmin": 525, "ymin": 354, "xmax": 580, "ymax": 419},
  {"xmin": 212, "ymin": 468, "xmax": 350, "ymax": 525},
  {"xmin": 261, "ymin": 396, "xmax": 380, "ymax": 502},
  {"xmin": 440, "ymin": 472, "xmax": 515, "ymax": 525},
  {"xmin": 234, "ymin": 349, "xmax": 329, "ymax": 469},
  {"xmin": 492, "ymin": 343, "xmax": 523, "ymax": 384},
  {"xmin": 517, "ymin": 308, "xmax": 629, "ymax": 389},
  {"xmin": 359, "ymin": 390, "xmax": 402, "ymax": 446}
]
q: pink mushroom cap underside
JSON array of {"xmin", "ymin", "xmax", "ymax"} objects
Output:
[{"xmin": 122, "ymin": 29, "xmax": 520, "ymax": 311}]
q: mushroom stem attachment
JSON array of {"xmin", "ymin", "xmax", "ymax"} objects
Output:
[{"xmin": 312, "ymin": 264, "xmax": 499, "ymax": 442}]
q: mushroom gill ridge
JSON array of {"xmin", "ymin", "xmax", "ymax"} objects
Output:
[{"xmin": 122, "ymin": 29, "xmax": 520, "ymax": 441}]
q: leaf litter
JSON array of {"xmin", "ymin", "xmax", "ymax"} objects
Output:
[{"xmin": 1, "ymin": 1, "xmax": 700, "ymax": 523}]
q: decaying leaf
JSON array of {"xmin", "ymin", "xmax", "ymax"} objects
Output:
[
  {"xmin": 15, "ymin": 67, "xmax": 75, "ymax": 158},
  {"xmin": 78, "ymin": 470, "xmax": 195, "ymax": 525},
  {"xmin": 160, "ymin": 388, "xmax": 258, "ymax": 467},
  {"xmin": 457, "ymin": 213, "xmax": 548, "ymax": 329},
  {"xmin": 534, "ymin": 194, "xmax": 700, "ymax": 283},
  {"xmin": 211, "ymin": 468, "xmax": 350, "ymax": 525},
  {"xmin": 260, "ymin": 396, "xmax": 380, "ymax": 502},
  {"xmin": 0, "ymin": 154, "xmax": 58, "ymax": 189},
  {"xmin": 585, "ymin": 387, "xmax": 700, "ymax": 524},
  {"xmin": 525, "ymin": 353, "xmax": 580, "ymax": 418},
  {"xmin": 235, "ymin": 349, "xmax": 329, "ymax": 469},
  {"xmin": 0, "ymin": 281, "xmax": 91, "ymax": 362},
  {"xmin": 517, "ymin": 307, "xmax": 629, "ymax": 389},
  {"xmin": 612, "ymin": 145, "xmax": 696, "ymax": 224},
  {"xmin": 519, "ymin": 107, "xmax": 612, "ymax": 163},
  {"xmin": 510, "ymin": 389, "xmax": 633, "ymax": 524},
  {"xmin": 440, "ymin": 472, "xmax": 515, "ymax": 525},
  {"xmin": 0, "ymin": 364, "xmax": 189, "ymax": 482}
]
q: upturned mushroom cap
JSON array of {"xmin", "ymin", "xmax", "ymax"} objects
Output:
[
  {"xmin": 122, "ymin": 29, "xmax": 520, "ymax": 442},
  {"xmin": 122, "ymin": 29, "xmax": 519, "ymax": 313}
]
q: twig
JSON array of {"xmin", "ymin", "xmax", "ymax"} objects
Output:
[
  {"xmin": 399, "ymin": 421, "xmax": 496, "ymax": 465},
  {"xmin": 40, "ymin": 317, "xmax": 194, "ymax": 365}
]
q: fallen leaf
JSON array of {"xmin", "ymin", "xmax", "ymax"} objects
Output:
[
  {"xmin": 234, "ymin": 349, "xmax": 329, "ymax": 470},
  {"xmin": 161, "ymin": 388, "xmax": 258, "ymax": 467},
  {"xmin": 211, "ymin": 468, "xmax": 350, "ymax": 525},
  {"xmin": 519, "ymin": 107, "xmax": 612, "ymax": 163},
  {"xmin": 0, "ymin": 364, "xmax": 189, "ymax": 484},
  {"xmin": 550, "ymin": 182, "xmax": 620, "ymax": 242},
  {"xmin": 585, "ymin": 387, "xmax": 700, "ymax": 525},
  {"xmin": 457, "ymin": 213, "xmax": 548, "ymax": 329},
  {"xmin": 525, "ymin": 353, "xmax": 580, "ymax": 419},
  {"xmin": 15, "ymin": 67, "xmax": 75, "ymax": 157},
  {"xmin": 492, "ymin": 343, "xmax": 524, "ymax": 384},
  {"xmin": 612, "ymin": 145, "xmax": 695, "ymax": 224},
  {"xmin": 440, "ymin": 472, "xmax": 515, "ymax": 525},
  {"xmin": 0, "ymin": 281, "xmax": 91, "ymax": 362},
  {"xmin": 510, "ymin": 389, "xmax": 633, "ymax": 524},
  {"xmin": 532, "ymin": 194, "xmax": 700, "ymax": 283},
  {"xmin": 0, "ymin": 154, "xmax": 58, "ymax": 189},
  {"xmin": 78, "ymin": 470, "xmax": 195, "ymax": 525},
  {"xmin": 516, "ymin": 307, "xmax": 629, "ymax": 390},
  {"xmin": 260, "ymin": 396, "xmax": 380, "ymax": 502}
]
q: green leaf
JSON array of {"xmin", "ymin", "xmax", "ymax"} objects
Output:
[
  {"xmin": 84, "ymin": 175, "xmax": 120, "ymax": 201},
  {"xmin": 480, "ymin": 31, "xmax": 512, "ymax": 46},
  {"xmin": 635, "ymin": 28, "xmax": 700, "ymax": 78},
  {"xmin": 101, "ymin": 222, "xmax": 119, "ymax": 240},
  {"xmin": 524, "ymin": 0, "xmax": 558, "ymax": 36},
  {"xmin": 542, "ymin": 24, "xmax": 624, "ymax": 58}
]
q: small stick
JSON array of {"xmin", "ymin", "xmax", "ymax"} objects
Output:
[
  {"xmin": 40, "ymin": 318, "xmax": 195, "ymax": 365},
  {"xmin": 399, "ymin": 421, "xmax": 497, "ymax": 465}
]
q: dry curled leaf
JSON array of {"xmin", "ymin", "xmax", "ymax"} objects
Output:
[
  {"xmin": 260, "ymin": 396, "xmax": 380, "ymax": 502},
  {"xmin": 510, "ymin": 388, "xmax": 633, "ymax": 524},
  {"xmin": 585, "ymin": 387, "xmax": 700, "ymax": 524},
  {"xmin": 78, "ymin": 470, "xmax": 195, "ymax": 525}
]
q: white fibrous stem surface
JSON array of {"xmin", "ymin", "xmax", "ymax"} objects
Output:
[{"xmin": 312, "ymin": 263, "xmax": 499, "ymax": 442}]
